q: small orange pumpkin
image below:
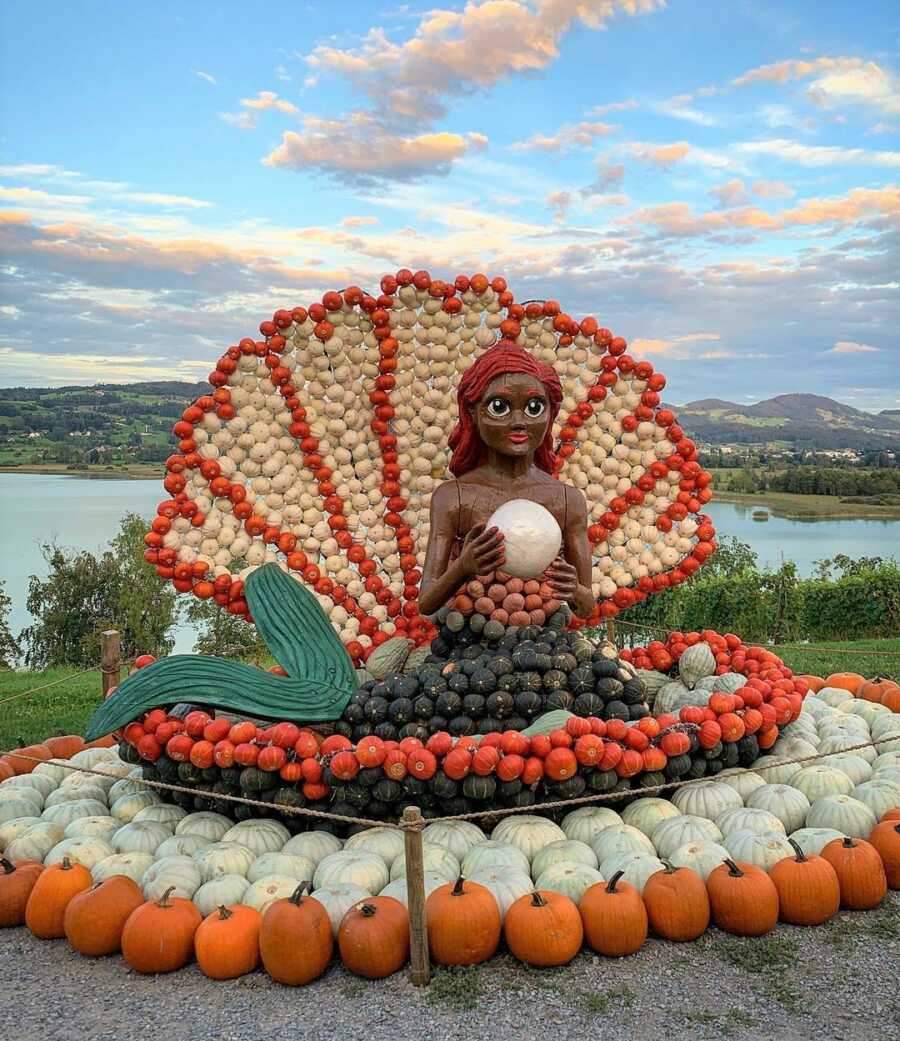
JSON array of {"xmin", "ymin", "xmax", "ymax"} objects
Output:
[
  {"xmin": 821, "ymin": 837, "xmax": 887, "ymax": 910},
  {"xmin": 880, "ymin": 808, "xmax": 900, "ymax": 823},
  {"xmin": 5, "ymin": 742, "xmax": 52, "ymax": 775},
  {"xmin": 798, "ymin": 674, "xmax": 826, "ymax": 693},
  {"xmin": 859, "ymin": 676, "xmax": 898, "ymax": 703},
  {"xmin": 260, "ymin": 882, "xmax": 333, "ymax": 985},
  {"xmin": 338, "ymin": 896, "xmax": 410, "ymax": 978},
  {"xmin": 195, "ymin": 904, "xmax": 261, "ymax": 980},
  {"xmin": 868, "ymin": 821, "xmax": 900, "ymax": 889},
  {"xmin": 881, "ymin": 687, "xmax": 900, "ymax": 713},
  {"xmin": 769, "ymin": 839, "xmax": 840, "ymax": 926},
  {"xmin": 121, "ymin": 887, "xmax": 202, "ymax": 973},
  {"xmin": 426, "ymin": 876, "xmax": 501, "ymax": 966},
  {"xmin": 706, "ymin": 859, "xmax": 779, "ymax": 936},
  {"xmin": 824, "ymin": 672, "xmax": 866, "ymax": 697},
  {"xmin": 504, "ymin": 890, "xmax": 583, "ymax": 966},
  {"xmin": 0, "ymin": 759, "xmax": 15, "ymax": 783},
  {"xmin": 579, "ymin": 871, "xmax": 647, "ymax": 957},
  {"xmin": 642, "ymin": 863, "xmax": 710, "ymax": 941},
  {"xmin": 0, "ymin": 858, "xmax": 45, "ymax": 928},
  {"xmin": 43, "ymin": 733, "xmax": 86, "ymax": 760},
  {"xmin": 25, "ymin": 856, "xmax": 93, "ymax": 938},
  {"xmin": 64, "ymin": 875, "xmax": 144, "ymax": 956},
  {"xmin": 84, "ymin": 734, "xmax": 117, "ymax": 749}
]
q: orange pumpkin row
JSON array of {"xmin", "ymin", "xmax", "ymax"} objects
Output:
[
  {"xmin": 0, "ymin": 732, "xmax": 116, "ymax": 781},
  {"xmin": 800, "ymin": 672, "xmax": 900, "ymax": 711}
]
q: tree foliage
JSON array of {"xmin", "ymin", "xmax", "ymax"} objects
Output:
[
  {"xmin": 0, "ymin": 580, "xmax": 21, "ymax": 668},
  {"xmin": 185, "ymin": 597, "xmax": 268, "ymax": 661}
]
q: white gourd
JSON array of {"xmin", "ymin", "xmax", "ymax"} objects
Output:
[
  {"xmin": 391, "ymin": 843, "xmax": 461, "ymax": 882},
  {"xmin": 92, "ymin": 852, "xmax": 155, "ymax": 884},
  {"xmin": 281, "ymin": 830, "xmax": 343, "ymax": 865},
  {"xmin": 465, "ymin": 870, "xmax": 533, "ymax": 919},
  {"xmin": 651, "ymin": 815, "xmax": 723, "ymax": 859},
  {"xmin": 819, "ymin": 754, "xmax": 872, "ymax": 786},
  {"xmin": 620, "ymin": 798, "xmax": 680, "ymax": 838},
  {"xmin": 1, "ymin": 774, "xmax": 55, "ymax": 801},
  {"xmin": 531, "ymin": 840, "xmax": 598, "ymax": 879},
  {"xmin": 4, "ymin": 821, "xmax": 64, "ymax": 862},
  {"xmin": 668, "ymin": 840, "xmax": 729, "ymax": 880},
  {"xmin": 377, "ymin": 873, "xmax": 447, "ymax": 910},
  {"xmin": 560, "ymin": 807, "xmax": 623, "ymax": 845},
  {"xmin": 599, "ymin": 852, "xmax": 666, "ymax": 893},
  {"xmin": 247, "ymin": 852, "xmax": 317, "ymax": 884},
  {"xmin": 590, "ymin": 824, "xmax": 655, "ymax": 865},
  {"xmin": 44, "ymin": 784, "xmax": 108, "ymax": 808},
  {"xmin": 32, "ymin": 760, "xmax": 72, "ymax": 787},
  {"xmin": 788, "ymin": 827, "xmax": 845, "ymax": 857},
  {"xmin": 142, "ymin": 855, "xmax": 203, "ymax": 900},
  {"xmin": 678, "ymin": 643, "xmax": 716, "ymax": 687},
  {"xmin": 44, "ymin": 836, "xmax": 115, "ymax": 869},
  {"xmin": 132, "ymin": 804, "xmax": 188, "ymax": 827},
  {"xmin": 108, "ymin": 778, "xmax": 148, "ymax": 803},
  {"xmin": 194, "ymin": 842, "xmax": 256, "ymax": 882},
  {"xmin": 110, "ymin": 791, "xmax": 160, "ymax": 823},
  {"xmin": 111, "ymin": 821, "xmax": 173, "ymax": 855},
  {"xmin": 874, "ymin": 766, "xmax": 900, "ymax": 786},
  {"xmin": 309, "ymin": 883, "xmax": 370, "ymax": 935},
  {"xmin": 0, "ymin": 816, "xmax": 40, "ymax": 850},
  {"xmin": 850, "ymin": 779, "xmax": 900, "ymax": 820},
  {"xmin": 68, "ymin": 747, "xmax": 118, "ymax": 769},
  {"xmin": 41, "ymin": 799, "xmax": 109, "ymax": 828},
  {"xmin": 816, "ymin": 686, "xmax": 859, "ymax": 708},
  {"xmin": 789, "ymin": 765, "xmax": 854, "ymax": 802},
  {"xmin": 63, "ymin": 816, "xmax": 120, "ymax": 842},
  {"xmin": 534, "ymin": 861, "xmax": 605, "ymax": 902},
  {"xmin": 751, "ymin": 756, "xmax": 803, "ymax": 786},
  {"xmin": 422, "ymin": 820, "xmax": 487, "ymax": 861},
  {"xmin": 242, "ymin": 875, "xmax": 303, "ymax": 913},
  {"xmin": 0, "ymin": 796, "xmax": 43, "ymax": 824},
  {"xmin": 672, "ymin": 781, "xmax": 743, "ymax": 821},
  {"xmin": 490, "ymin": 815, "xmax": 567, "ymax": 861},
  {"xmin": 805, "ymin": 795, "xmax": 877, "ymax": 838},
  {"xmin": 155, "ymin": 834, "xmax": 215, "ymax": 859},
  {"xmin": 344, "ymin": 827, "xmax": 406, "ymax": 868},
  {"xmin": 715, "ymin": 807, "xmax": 786, "ymax": 837},
  {"xmin": 193, "ymin": 874, "xmax": 250, "ymax": 917},
  {"xmin": 723, "ymin": 830, "xmax": 794, "ymax": 871},
  {"xmin": 746, "ymin": 784, "xmax": 811, "ymax": 833},
  {"xmin": 874, "ymin": 751, "xmax": 900, "ymax": 772},
  {"xmin": 174, "ymin": 812, "xmax": 234, "ymax": 841},
  {"xmin": 716, "ymin": 769, "xmax": 767, "ymax": 801},
  {"xmin": 221, "ymin": 819, "xmax": 289, "ymax": 855},
  {"xmin": 313, "ymin": 850, "xmax": 389, "ymax": 895}
]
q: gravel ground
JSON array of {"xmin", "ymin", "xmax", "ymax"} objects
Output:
[{"xmin": 2, "ymin": 893, "xmax": 897, "ymax": 1041}]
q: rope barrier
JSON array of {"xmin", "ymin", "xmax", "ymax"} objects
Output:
[{"xmin": 4, "ymin": 734, "xmax": 896, "ymax": 832}]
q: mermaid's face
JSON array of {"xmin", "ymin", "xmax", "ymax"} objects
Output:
[{"xmin": 473, "ymin": 372, "xmax": 551, "ymax": 460}]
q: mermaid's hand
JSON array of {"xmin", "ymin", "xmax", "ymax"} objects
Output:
[{"xmin": 459, "ymin": 523, "xmax": 505, "ymax": 577}]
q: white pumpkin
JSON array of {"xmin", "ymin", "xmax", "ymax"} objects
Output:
[
  {"xmin": 651, "ymin": 815, "xmax": 723, "ymax": 859},
  {"xmin": 805, "ymin": 795, "xmax": 877, "ymax": 838},
  {"xmin": 110, "ymin": 791, "xmax": 160, "ymax": 823},
  {"xmin": 44, "ymin": 836, "xmax": 115, "ymax": 869},
  {"xmin": 873, "ymin": 766, "xmax": 900, "ymax": 786},
  {"xmin": 378, "ymin": 873, "xmax": 448, "ymax": 910},
  {"xmin": 344, "ymin": 827, "xmax": 405, "ymax": 867},
  {"xmin": 247, "ymin": 852, "xmax": 317, "ymax": 884},
  {"xmin": 111, "ymin": 821, "xmax": 173, "ymax": 855},
  {"xmin": 715, "ymin": 807, "xmax": 786, "ymax": 837},
  {"xmin": 193, "ymin": 874, "xmax": 251, "ymax": 917},
  {"xmin": 1, "ymin": 773, "xmax": 54, "ymax": 802},
  {"xmin": 0, "ymin": 816, "xmax": 40, "ymax": 850},
  {"xmin": 221, "ymin": 819, "xmax": 289, "ymax": 855},
  {"xmin": 751, "ymin": 756, "xmax": 802, "ymax": 786},
  {"xmin": 155, "ymin": 834, "xmax": 215, "ymax": 859},
  {"xmin": 599, "ymin": 852, "xmax": 666, "ymax": 893},
  {"xmin": 421, "ymin": 820, "xmax": 487, "ymax": 861},
  {"xmin": 63, "ymin": 816, "xmax": 120, "ymax": 842},
  {"xmin": 772, "ymin": 736, "xmax": 818, "ymax": 760},
  {"xmin": 848, "ymin": 700, "xmax": 890, "ymax": 727},
  {"xmin": 678, "ymin": 642, "xmax": 716, "ymax": 687},
  {"xmin": 559, "ymin": 806, "xmax": 623, "ymax": 845},
  {"xmin": 41, "ymin": 799, "xmax": 109, "ymax": 828},
  {"xmin": 590, "ymin": 824, "xmax": 655, "ymax": 865},
  {"xmin": 788, "ymin": 827, "xmax": 845, "ymax": 857},
  {"xmin": 668, "ymin": 840, "xmax": 730, "ymax": 880},
  {"xmin": 816, "ymin": 686, "xmax": 859, "ymax": 708},
  {"xmin": 486, "ymin": 499, "xmax": 561, "ymax": 579},
  {"xmin": 491, "ymin": 816, "xmax": 567, "ymax": 862},
  {"xmin": 92, "ymin": 852, "xmax": 155, "ymax": 884},
  {"xmin": 174, "ymin": 812, "xmax": 233, "ymax": 842},
  {"xmin": 819, "ymin": 754, "xmax": 872, "ymax": 787},
  {"xmin": 108, "ymin": 778, "xmax": 147, "ymax": 803},
  {"xmin": 466, "ymin": 869, "xmax": 532, "ymax": 919},
  {"xmin": 194, "ymin": 842, "xmax": 256, "ymax": 882},
  {"xmin": 310, "ymin": 883, "xmax": 370, "ymax": 935},
  {"xmin": 871, "ymin": 715, "xmax": 900, "ymax": 742},
  {"xmin": 851, "ymin": 779, "xmax": 900, "ymax": 820},
  {"xmin": 4, "ymin": 821, "xmax": 64, "ymax": 862},
  {"xmin": 68, "ymin": 747, "xmax": 118, "ymax": 769},
  {"xmin": 787, "ymin": 765, "xmax": 854, "ymax": 803},
  {"xmin": 723, "ymin": 830, "xmax": 794, "ymax": 871},
  {"xmin": 32, "ymin": 760, "xmax": 71, "ymax": 787},
  {"xmin": 0, "ymin": 795, "xmax": 43, "ymax": 824},
  {"xmin": 132, "ymin": 804, "xmax": 188, "ymax": 827},
  {"xmin": 60, "ymin": 770, "xmax": 116, "ymax": 796},
  {"xmin": 392, "ymin": 843, "xmax": 461, "ymax": 882},
  {"xmin": 620, "ymin": 798, "xmax": 680, "ymax": 838},
  {"xmin": 243, "ymin": 874, "xmax": 304, "ymax": 913},
  {"xmin": 873, "ymin": 752, "xmax": 900, "ymax": 773},
  {"xmin": 818, "ymin": 736, "xmax": 877, "ymax": 765},
  {"xmin": 534, "ymin": 862, "xmax": 605, "ymax": 902},
  {"xmin": 714, "ymin": 769, "xmax": 767, "ymax": 801},
  {"xmin": 44, "ymin": 784, "xmax": 108, "ymax": 809},
  {"xmin": 281, "ymin": 830, "xmax": 343, "ymax": 865},
  {"xmin": 672, "ymin": 781, "xmax": 743, "ymax": 821},
  {"xmin": 313, "ymin": 850, "xmax": 389, "ymax": 895},
  {"xmin": 142, "ymin": 855, "xmax": 203, "ymax": 901},
  {"xmin": 746, "ymin": 784, "xmax": 810, "ymax": 833},
  {"xmin": 531, "ymin": 840, "xmax": 598, "ymax": 879}
]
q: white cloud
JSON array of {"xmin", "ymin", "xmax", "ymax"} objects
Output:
[
  {"xmin": 512, "ymin": 120, "xmax": 617, "ymax": 152},
  {"xmin": 827, "ymin": 340, "xmax": 883, "ymax": 354},
  {"xmin": 807, "ymin": 62, "xmax": 900, "ymax": 116},
  {"xmin": 193, "ymin": 70, "xmax": 217, "ymax": 85},
  {"xmin": 241, "ymin": 91, "xmax": 299, "ymax": 115},
  {"xmin": 708, "ymin": 179, "xmax": 748, "ymax": 208},
  {"xmin": 589, "ymin": 99, "xmax": 638, "ymax": 116},
  {"xmin": 546, "ymin": 190, "xmax": 572, "ymax": 223},
  {"xmin": 219, "ymin": 110, "xmax": 257, "ymax": 130},
  {"xmin": 731, "ymin": 56, "xmax": 865, "ymax": 88},
  {"xmin": 340, "ymin": 215, "xmax": 380, "ymax": 228},
  {"xmin": 625, "ymin": 140, "xmax": 691, "ymax": 166},
  {"xmin": 656, "ymin": 94, "xmax": 717, "ymax": 126},
  {"xmin": 738, "ymin": 138, "xmax": 900, "ymax": 167}
]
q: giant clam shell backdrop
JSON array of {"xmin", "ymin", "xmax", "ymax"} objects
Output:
[{"xmin": 146, "ymin": 270, "xmax": 715, "ymax": 663}]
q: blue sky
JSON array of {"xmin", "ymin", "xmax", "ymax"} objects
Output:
[{"xmin": 0, "ymin": 0, "xmax": 897, "ymax": 409}]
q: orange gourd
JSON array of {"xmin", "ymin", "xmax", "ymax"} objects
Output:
[
  {"xmin": 880, "ymin": 808, "xmax": 900, "ymax": 823},
  {"xmin": 195, "ymin": 904, "xmax": 261, "ymax": 980},
  {"xmin": 84, "ymin": 734, "xmax": 117, "ymax": 749},
  {"xmin": 504, "ymin": 890, "xmax": 583, "ymax": 966},
  {"xmin": 820, "ymin": 837, "xmax": 887, "ymax": 910},
  {"xmin": 867, "ymin": 822, "xmax": 900, "ymax": 890},
  {"xmin": 579, "ymin": 871, "xmax": 647, "ymax": 957},
  {"xmin": 769, "ymin": 839, "xmax": 840, "ymax": 925},
  {"xmin": 5, "ymin": 743, "xmax": 51, "ymax": 775},
  {"xmin": 824, "ymin": 672, "xmax": 866, "ymax": 697},
  {"xmin": 64, "ymin": 875, "xmax": 144, "ymax": 956},
  {"xmin": 706, "ymin": 859, "xmax": 778, "ymax": 936},
  {"xmin": 338, "ymin": 896, "xmax": 410, "ymax": 978},
  {"xmin": 859, "ymin": 676, "xmax": 898, "ymax": 703},
  {"xmin": 43, "ymin": 733, "xmax": 86, "ymax": 760},
  {"xmin": 0, "ymin": 858, "xmax": 45, "ymax": 928},
  {"xmin": 121, "ymin": 887, "xmax": 202, "ymax": 973},
  {"xmin": 0, "ymin": 759, "xmax": 14, "ymax": 783},
  {"xmin": 260, "ymin": 883, "xmax": 333, "ymax": 985},
  {"xmin": 426, "ymin": 876, "xmax": 500, "ymax": 966},
  {"xmin": 797, "ymin": 674, "xmax": 826, "ymax": 693},
  {"xmin": 642, "ymin": 864, "xmax": 710, "ymax": 941},
  {"xmin": 881, "ymin": 687, "xmax": 900, "ymax": 713},
  {"xmin": 25, "ymin": 856, "xmax": 92, "ymax": 938}
]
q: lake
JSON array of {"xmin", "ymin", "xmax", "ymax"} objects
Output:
[{"xmin": 1, "ymin": 473, "xmax": 898, "ymax": 654}]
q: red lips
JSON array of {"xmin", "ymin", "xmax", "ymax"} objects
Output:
[{"xmin": 508, "ymin": 432, "xmax": 529, "ymax": 444}]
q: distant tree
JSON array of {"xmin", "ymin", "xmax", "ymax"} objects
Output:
[
  {"xmin": 185, "ymin": 598, "xmax": 268, "ymax": 661},
  {"xmin": 0, "ymin": 580, "xmax": 21, "ymax": 668}
]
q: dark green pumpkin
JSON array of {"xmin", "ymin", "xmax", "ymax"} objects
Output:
[
  {"xmin": 462, "ymin": 774, "xmax": 496, "ymax": 801},
  {"xmin": 240, "ymin": 767, "xmax": 278, "ymax": 793},
  {"xmin": 372, "ymin": 778, "xmax": 402, "ymax": 803}
]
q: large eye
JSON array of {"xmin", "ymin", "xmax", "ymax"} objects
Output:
[
  {"xmin": 486, "ymin": 397, "xmax": 510, "ymax": 418},
  {"xmin": 525, "ymin": 397, "xmax": 547, "ymax": 418}
]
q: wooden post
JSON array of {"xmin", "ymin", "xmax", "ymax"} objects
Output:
[
  {"xmin": 100, "ymin": 630, "xmax": 121, "ymax": 697},
  {"xmin": 605, "ymin": 617, "xmax": 616, "ymax": 647},
  {"xmin": 402, "ymin": 806, "xmax": 431, "ymax": 986}
]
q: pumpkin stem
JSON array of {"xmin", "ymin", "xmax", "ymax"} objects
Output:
[
  {"xmin": 0, "ymin": 858, "xmax": 15, "ymax": 875},
  {"xmin": 724, "ymin": 859, "xmax": 744, "ymax": 877},
  {"xmin": 841, "ymin": 838, "xmax": 856, "ymax": 849},
  {"xmin": 217, "ymin": 905, "xmax": 233, "ymax": 920},
  {"xmin": 60, "ymin": 856, "xmax": 72, "ymax": 871},
  {"xmin": 158, "ymin": 886, "xmax": 177, "ymax": 908},
  {"xmin": 289, "ymin": 882, "xmax": 310, "ymax": 905},
  {"xmin": 530, "ymin": 891, "xmax": 548, "ymax": 908},
  {"xmin": 606, "ymin": 870, "xmax": 625, "ymax": 893},
  {"xmin": 361, "ymin": 903, "xmax": 377, "ymax": 917},
  {"xmin": 451, "ymin": 876, "xmax": 466, "ymax": 896},
  {"xmin": 787, "ymin": 838, "xmax": 807, "ymax": 862}
]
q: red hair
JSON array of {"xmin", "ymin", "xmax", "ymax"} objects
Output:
[{"xmin": 448, "ymin": 343, "xmax": 563, "ymax": 476}]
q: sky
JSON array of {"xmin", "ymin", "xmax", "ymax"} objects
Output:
[{"xmin": 0, "ymin": 0, "xmax": 898, "ymax": 410}]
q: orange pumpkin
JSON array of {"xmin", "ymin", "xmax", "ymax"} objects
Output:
[
  {"xmin": 0, "ymin": 759, "xmax": 15, "ymax": 783},
  {"xmin": 5, "ymin": 743, "xmax": 51, "ymax": 775},
  {"xmin": 25, "ymin": 857, "xmax": 93, "ymax": 938},
  {"xmin": 121, "ymin": 887, "xmax": 202, "ymax": 973},
  {"xmin": 260, "ymin": 883, "xmax": 333, "ymax": 985},
  {"xmin": 504, "ymin": 890, "xmax": 583, "ymax": 966},
  {"xmin": 881, "ymin": 687, "xmax": 900, "ymax": 714},
  {"xmin": 821, "ymin": 837, "xmax": 887, "ymax": 910},
  {"xmin": 769, "ymin": 839, "xmax": 840, "ymax": 926},
  {"xmin": 706, "ymin": 859, "xmax": 778, "ymax": 936},
  {"xmin": 426, "ymin": 876, "xmax": 500, "ymax": 966},
  {"xmin": 84, "ymin": 734, "xmax": 117, "ymax": 749},
  {"xmin": 642, "ymin": 864, "xmax": 710, "ymax": 941},
  {"xmin": 0, "ymin": 858, "xmax": 45, "ymax": 928},
  {"xmin": 798, "ymin": 674, "xmax": 826, "ymax": 693},
  {"xmin": 859, "ymin": 676, "xmax": 898, "ymax": 703},
  {"xmin": 880, "ymin": 808, "xmax": 900, "ymax": 823},
  {"xmin": 195, "ymin": 904, "xmax": 261, "ymax": 980},
  {"xmin": 824, "ymin": 672, "xmax": 866, "ymax": 697},
  {"xmin": 43, "ymin": 733, "xmax": 86, "ymax": 760},
  {"xmin": 579, "ymin": 871, "xmax": 647, "ymax": 957},
  {"xmin": 867, "ymin": 821, "xmax": 900, "ymax": 889},
  {"xmin": 338, "ymin": 896, "xmax": 410, "ymax": 978},
  {"xmin": 64, "ymin": 876, "xmax": 144, "ymax": 956}
]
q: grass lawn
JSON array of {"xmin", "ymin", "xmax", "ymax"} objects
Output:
[{"xmin": 1, "ymin": 639, "xmax": 898, "ymax": 751}]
